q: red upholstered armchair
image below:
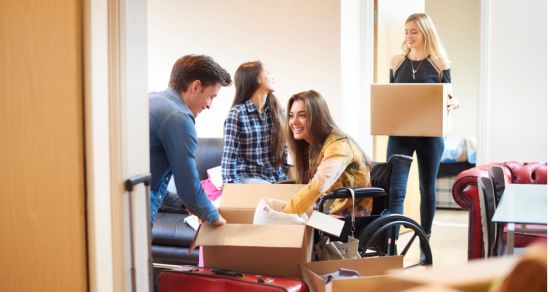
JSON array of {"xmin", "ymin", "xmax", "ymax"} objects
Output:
[{"xmin": 452, "ymin": 161, "xmax": 547, "ymax": 259}]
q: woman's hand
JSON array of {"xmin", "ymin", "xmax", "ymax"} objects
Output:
[{"xmin": 447, "ymin": 93, "xmax": 460, "ymax": 112}]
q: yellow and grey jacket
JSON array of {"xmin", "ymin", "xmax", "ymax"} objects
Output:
[{"xmin": 283, "ymin": 132, "xmax": 372, "ymax": 215}]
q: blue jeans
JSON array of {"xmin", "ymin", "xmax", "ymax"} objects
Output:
[{"xmin": 387, "ymin": 136, "xmax": 444, "ymax": 235}]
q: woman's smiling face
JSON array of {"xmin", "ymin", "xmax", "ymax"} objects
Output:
[
  {"xmin": 288, "ymin": 99, "xmax": 312, "ymax": 144},
  {"xmin": 405, "ymin": 20, "xmax": 425, "ymax": 50}
]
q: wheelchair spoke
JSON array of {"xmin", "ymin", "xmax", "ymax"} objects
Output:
[
  {"xmin": 404, "ymin": 262, "xmax": 424, "ymax": 269},
  {"xmin": 374, "ymin": 246, "xmax": 385, "ymax": 257},
  {"xmin": 400, "ymin": 233, "xmax": 417, "ymax": 256}
]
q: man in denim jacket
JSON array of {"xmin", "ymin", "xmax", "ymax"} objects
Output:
[{"xmin": 149, "ymin": 55, "xmax": 231, "ymax": 225}]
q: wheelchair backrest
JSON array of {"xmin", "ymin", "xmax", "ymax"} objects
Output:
[{"xmin": 370, "ymin": 154, "xmax": 413, "ymax": 214}]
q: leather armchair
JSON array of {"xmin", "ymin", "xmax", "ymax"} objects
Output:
[
  {"xmin": 452, "ymin": 161, "xmax": 547, "ymax": 259},
  {"xmin": 151, "ymin": 138, "xmax": 224, "ymax": 265}
]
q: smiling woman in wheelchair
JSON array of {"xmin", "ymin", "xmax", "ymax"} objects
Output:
[{"xmin": 282, "ymin": 90, "xmax": 372, "ymax": 216}]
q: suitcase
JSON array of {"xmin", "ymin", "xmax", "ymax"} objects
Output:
[
  {"xmin": 157, "ymin": 266, "xmax": 309, "ymax": 292},
  {"xmin": 125, "ymin": 173, "xmax": 154, "ymax": 292}
]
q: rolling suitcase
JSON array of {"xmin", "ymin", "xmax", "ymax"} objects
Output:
[
  {"xmin": 125, "ymin": 173, "xmax": 154, "ymax": 292},
  {"xmin": 157, "ymin": 266, "xmax": 308, "ymax": 292}
]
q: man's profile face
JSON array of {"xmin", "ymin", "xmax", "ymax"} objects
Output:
[{"xmin": 185, "ymin": 81, "xmax": 221, "ymax": 117}]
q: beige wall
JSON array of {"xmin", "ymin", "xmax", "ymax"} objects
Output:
[
  {"xmin": 426, "ymin": 0, "xmax": 480, "ymax": 140},
  {"xmin": 148, "ymin": 0, "xmax": 342, "ymax": 138}
]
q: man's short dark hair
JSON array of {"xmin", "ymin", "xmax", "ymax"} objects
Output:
[{"xmin": 169, "ymin": 55, "xmax": 232, "ymax": 93}]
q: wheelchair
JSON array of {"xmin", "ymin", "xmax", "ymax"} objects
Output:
[{"xmin": 315, "ymin": 154, "xmax": 433, "ymax": 268}]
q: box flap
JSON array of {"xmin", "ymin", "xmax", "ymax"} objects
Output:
[
  {"xmin": 331, "ymin": 275, "xmax": 421, "ymax": 292},
  {"xmin": 388, "ymin": 256, "xmax": 519, "ymax": 289},
  {"xmin": 220, "ymin": 184, "xmax": 306, "ymax": 209},
  {"xmin": 300, "ymin": 264, "xmax": 325, "ymax": 292},
  {"xmin": 219, "ymin": 209, "xmax": 255, "ymax": 224},
  {"xmin": 305, "ymin": 256, "xmax": 403, "ymax": 276},
  {"xmin": 195, "ymin": 223, "xmax": 306, "ymax": 248},
  {"xmin": 305, "ymin": 211, "xmax": 345, "ymax": 237}
]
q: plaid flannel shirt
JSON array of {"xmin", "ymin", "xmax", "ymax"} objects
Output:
[{"xmin": 221, "ymin": 100, "xmax": 288, "ymax": 184}]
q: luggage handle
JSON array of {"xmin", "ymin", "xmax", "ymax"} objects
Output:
[
  {"xmin": 211, "ymin": 268, "xmax": 276, "ymax": 284},
  {"xmin": 124, "ymin": 173, "xmax": 151, "ymax": 191},
  {"xmin": 212, "ymin": 267, "xmax": 244, "ymax": 277},
  {"xmin": 124, "ymin": 173, "xmax": 152, "ymax": 292}
]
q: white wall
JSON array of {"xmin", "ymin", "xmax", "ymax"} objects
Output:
[
  {"xmin": 426, "ymin": 0, "xmax": 480, "ymax": 140},
  {"xmin": 340, "ymin": 0, "xmax": 374, "ymax": 156},
  {"xmin": 374, "ymin": 0, "xmax": 424, "ymax": 161},
  {"xmin": 481, "ymin": 0, "xmax": 547, "ymax": 162},
  {"xmin": 375, "ymin": 0, "xmax": 425, "ymax": 84},
  {"xmin": 148, "ymin": 0, "xmax": 341, "ymax": 139}
]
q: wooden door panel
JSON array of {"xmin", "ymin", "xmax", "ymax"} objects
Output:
[{"xmin": 0, "ymin": 0, "xmax": 87, "ymax": 291}]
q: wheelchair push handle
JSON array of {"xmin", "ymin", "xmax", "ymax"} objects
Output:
[
  {"xmin": 317, "ymin": 187, "xmax": 385, "ymax": 212},
  {"xmin": 317, "ymin": 187, "xmax": 386, "ymax": 237}
]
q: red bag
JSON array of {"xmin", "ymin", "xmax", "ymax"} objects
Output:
[{"xmin": 157, "ymin": 267, "xmax": 308, "ymax": 292}]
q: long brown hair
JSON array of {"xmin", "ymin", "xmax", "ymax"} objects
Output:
[
  {"xmin": 232, "ymin": 61, "xmax": 286, "ymax": 167},
  {"xmin": 287, "ymin": 90, "xmax": 341, "ymax": 183}
]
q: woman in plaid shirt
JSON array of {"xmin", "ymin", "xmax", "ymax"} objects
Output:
[{"xmin": 221, "ymin": 61, "xmax": 289, "ymax": 184}]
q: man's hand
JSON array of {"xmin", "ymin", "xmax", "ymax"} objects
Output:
[{"xmin": 212, "ymin": 215, "xmax": 226, "ymax": 226}]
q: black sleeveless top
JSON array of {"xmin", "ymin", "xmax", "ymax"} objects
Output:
[{"xmin": 390, "ymin": 55, "xmax": 451, "ymax": 84}]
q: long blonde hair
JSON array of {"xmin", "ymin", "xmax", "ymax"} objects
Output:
[{"xmin": 402, "ymin": 13, "xmax": 450, "ymax": 64}]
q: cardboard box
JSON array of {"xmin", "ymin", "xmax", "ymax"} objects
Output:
[
  {"xmin": 386, "ymin": 256, "xmax": 519, "ymax": 292},
  {"xmin": 301, "ymin": 256, "xmax": 408, "ymax": 292},
  {"xmin": 191, "ymin": 184, "xmax": 345, "ymax": 279},
  {"xmin": 371, "ymin": 83, "xmax": 449, "ymax": 137},
  {"xmin": 220, "ymin": 183, "xmax": 307, "ymax": 223}
]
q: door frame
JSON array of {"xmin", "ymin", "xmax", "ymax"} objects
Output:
[{"xmin": 85, "ymin": 0, "xmax": 150, "ymax": 291}]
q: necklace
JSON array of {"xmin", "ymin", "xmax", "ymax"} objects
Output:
[{"xmin": 410, "ymin": 58, "xmax": 425, "ymax": 80}]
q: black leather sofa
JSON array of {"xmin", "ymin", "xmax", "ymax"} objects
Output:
[{"xmin": 151, "ymin": 138, "xmax": 224, "ymax": 265}]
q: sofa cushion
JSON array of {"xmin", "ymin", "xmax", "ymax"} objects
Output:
[
  {"xmin": 152, "ymin": 212, "xmax": 197, "ymax": 247},
  {"xmin": 195, "ymin": 138, "xmax": 224, "ymax": 180},
  {"xmin": 151, "ymin": 245, "xmax": 199, "ymax": 265}
]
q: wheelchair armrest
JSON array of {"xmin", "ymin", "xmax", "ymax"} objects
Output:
[{"xmin": 317, "ymin": 187, "xmax": 386, "ymax": 212}]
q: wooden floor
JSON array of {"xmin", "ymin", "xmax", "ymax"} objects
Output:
[
  {"xmin": 398, "ymin": 209, "xmax": 469, "ymax": 267},
  {"xmin": 430, "ymin": 209, "xmax": 469, "ymax": 267}
]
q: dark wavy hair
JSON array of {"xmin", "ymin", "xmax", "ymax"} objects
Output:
[
  {"xmin": 169, "ymin": 55, "xmax": 231, "ymax": 93},
  {"xmin": 232, "ymin": 61, "xmax": 286, "ymax": 167}
]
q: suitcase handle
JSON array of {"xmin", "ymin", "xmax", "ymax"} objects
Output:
[
  {"xmin": 212, "ymin": 267, "xmax": 243, "ymax": 277},
  {"xmin": 124, "ymin": 172, "xmax": 153, "ymax": 292},
  {"xmin": 124, "ymin": 173, "xmax": 151, "ymax": 191}
]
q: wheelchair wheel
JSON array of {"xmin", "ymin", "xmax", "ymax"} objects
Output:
[{"xmin": 358, "ymin": 214, "xmax": 432, "ymax": 268}]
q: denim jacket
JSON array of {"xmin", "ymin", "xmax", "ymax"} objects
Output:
[{"xmin": 149, "ymin": 88, "xmax": 220, "ymax": 224}]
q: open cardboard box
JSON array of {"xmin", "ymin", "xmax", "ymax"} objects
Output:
[
  {"xmin": 386, "ymin": 256, "xmax": 520, "ymax": 292},
  {"xmin": 301, "ymin": 256, "xmax": 408, "ymax": 292},
  {"xmin": 219, "ymin": 183, "xmax": 307, "ymax": 223},
  {"xmin": 371, "ymin": 83, "xmax": 449, "ymax": 137},
  {"xmin": 190, "ymin": 183, "xmax": 345, "ymax": 279}
]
